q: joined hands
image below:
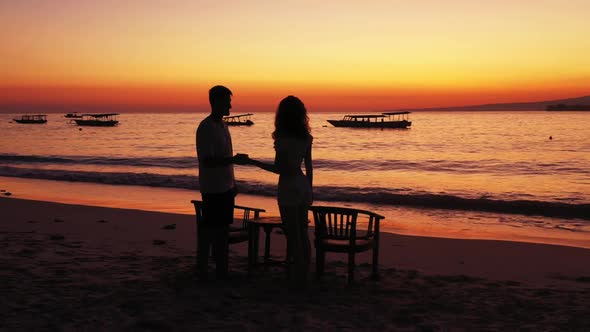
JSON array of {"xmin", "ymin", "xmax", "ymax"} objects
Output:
[{"xmin": 233, "ymin": 153, "xmax": 250, "ymax": 165}]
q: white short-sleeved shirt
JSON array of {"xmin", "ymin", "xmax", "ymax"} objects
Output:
[{"xmin": 196, "ymin": 116, "xmax": 235, "ymax": 194}]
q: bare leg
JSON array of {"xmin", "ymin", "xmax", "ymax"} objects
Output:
[
  {"xmin": 280, "ymin": 204, "xmax": 310, "ymax": 286},
  {"xmin": 298, "ymin": 204, "xmax": 311, "ymax": 279},
  {"xmin": 279, "ymin": 205, "xmax": 294, "ymax": 277}
]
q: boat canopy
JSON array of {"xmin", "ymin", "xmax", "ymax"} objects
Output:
[
  {"xmin": 224, "ymin": 113, "xmax": 253, "ymax": 119},
  {"xmin": 344, "ymin": 114, "xmax": 386, "ymax": 119},
  {"xmin": 80, "ymin": 113, "xmax": 119, "ymax": 117},
  {"xmin": 382, "ymin": 111, "xmax": 411, "ymax": 115}
]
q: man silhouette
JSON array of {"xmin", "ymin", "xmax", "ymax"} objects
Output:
[{"xmin": 196, "ymin": 85, "xmax": 247, "ymax": 280}]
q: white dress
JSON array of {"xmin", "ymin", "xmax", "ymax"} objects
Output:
[{"xmin": 275, "ymin": 135, "xmax": 313, "ymax": 207}]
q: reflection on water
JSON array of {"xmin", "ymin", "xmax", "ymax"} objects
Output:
[{"xmin": 1, "ymin": 111, "xmax": 589, "ymax": 207}]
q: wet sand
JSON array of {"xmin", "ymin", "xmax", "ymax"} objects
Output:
[
  {"xmin": 3, "ymin": 175, "xmax": 589, "ymax": 250},
  {"xmin": 1, "ymin": 197, "xmax": 589, "ymax": 330}
]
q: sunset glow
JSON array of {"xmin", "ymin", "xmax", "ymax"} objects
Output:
[{"xmin": 1, "ymin": 0, "xmax": 589, "ymax": 112}]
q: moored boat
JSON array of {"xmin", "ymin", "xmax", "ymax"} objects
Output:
[
  {"xmin": 13, "ymin": 114, "xmax": 48, "ymax": 124},
  {"xmin": 223, "ymin": 113, "xmax": 254, "ymax": 126},
  {"xmin": 327, "ymin": 111, "xmax": 411, "ymax": 128},
  {"xmin": 74, "ymin": 113, "xmax": 119, "ymax": 126}
]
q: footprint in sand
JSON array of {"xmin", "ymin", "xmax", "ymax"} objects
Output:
[
  {"xmin": 60, "ymin": 242, "xmax": 82, "ymax": 248},
  {"xmin": 161, "ymin": 224, "xmax": 176, "ymax": 230},
  {"xmin": 50, "ymin": 234, "xmax": 65, "ymax": 241},
  {"xmin": 18, "ymin": 248, "xmax": 37, "ymax": 257}
]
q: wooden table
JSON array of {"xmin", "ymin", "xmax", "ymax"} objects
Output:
[{"xmin": 248, "ymin": 216, "xmax": 287, "ymax": 271}]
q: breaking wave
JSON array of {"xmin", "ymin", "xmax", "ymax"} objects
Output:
[
  {"xmin": 1, "ymin": 154, "xmax": 587, "ymax": 175},
  {"xmin": 1, "ymin": 166, "xmax": 588, "ymax": 220}
]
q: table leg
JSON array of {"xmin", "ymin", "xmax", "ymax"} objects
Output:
[
  {"xmin": 248, "ymin": 223, "xmax": 260, "ymax": 272},
  {"xmin": 247, "ymin": 224, "xmax": 252, "ymax": 273},
  {"xmin": 264, "ymin": 226, "xmax": 271, "ymax": 266},
  {"xmin": 254, "ymin": 225, "xmax": 260, "ymax": 265}
]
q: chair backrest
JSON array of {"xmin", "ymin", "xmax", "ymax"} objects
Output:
[
  {"xmin": 309, "ymin": 206, "xmax": 359, "ymax": 240},
  {"xmin": 190, "ymin": 200, "xmax": 265, "ymax": 229},
  {"xmin": 192, "ymin": 200, "xmax": 204, "ymax": 224},
  {"xmin": 309, "ymin": 205, "xmax": 384, "ymax": 240},
  {"xmin": 234, "ymin": 204, "xmax": 264, "ymax": 230}
]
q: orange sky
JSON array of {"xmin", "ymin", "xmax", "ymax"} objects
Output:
[{"xmin": 1, "ymin": 0, "xmax": 589, "ymax": 112}]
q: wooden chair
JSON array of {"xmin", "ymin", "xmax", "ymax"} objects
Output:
[
  {"xmin": 309, "ymin": 205, "xmax": 384, "ymax": 284},
  {"xmin": 190, "ymin": 200, "xmax": 265, "ymax": 261}
]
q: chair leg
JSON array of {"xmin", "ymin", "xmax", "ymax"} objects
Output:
[
  {"xmin": 285, "ymin": 237, "xmax": 291, "ymax": 278},
  {"xmin": 196, "ymin": 223, "xmax": 211, "ymax": 279},
  {"xmin": 372, "ymin": 247, "xmax": 379, "ymax": 280},
  {"xmin": 248, "ymin": 224, "xmax": 260, "ymax": 276},
  {"xmin": 348, "ymin": 251, "xmax": 355, "ymax": 284},
  {"xmin": 316, "ymin": 248, "xmax": 325, "ymax": 279},
  {"xmin": 264, "ymin": 227, "xmax": 271, "ymax": 267}
]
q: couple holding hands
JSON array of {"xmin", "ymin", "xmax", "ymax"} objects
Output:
[{"xmin": 196, "ymin": 85, "xmax": 313, "ymax": 287}]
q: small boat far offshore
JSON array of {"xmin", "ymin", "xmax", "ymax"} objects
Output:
[
  {"xmin": 64, "ymin": 112, "xmax": 82, "ymax": 118},
  {"xmin": 74, "ymin": 113, "xmax": 119, "ymax": 126},
  {"xmin": 223, "ymin": 113, "xmax": 254, "ymax": 126},
  {"xmin": 327, "ymin": 111, "xmax": 412, "ymax": 129},
  {"xmin": 13, "ymin": 114, "xmax": 48, "ymax": 124}
]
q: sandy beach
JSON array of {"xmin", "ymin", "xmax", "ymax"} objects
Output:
[{"xmin": 1, "ymin": 196, "xmax": 589, "ymax": 331}]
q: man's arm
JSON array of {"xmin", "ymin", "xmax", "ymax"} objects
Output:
[{"xmin": 199, "ymin": 153, "xmax": 248, "ymax": 168}]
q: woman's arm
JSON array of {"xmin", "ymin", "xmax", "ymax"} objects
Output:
[
  {"xmin": 304, "ymin": 142, "xmax": 313, "ymax": 187},
  {"xmin": 247, "ymin": 138, "xmax": 285, "ymax": 175},
  {"xmin": 303, "ymin": 144, "xmax": 313, "ymax": 198},
  {"xmin": 248, "ymin": 158, "xmax": 279, "ymax": 174},
  {"xmin": 304, "ymin": 142, "xmax": 313, "ymax": 204},
  {"xmin": 249, "ymin": 150, "xmax": 294, "ymax": 175}
]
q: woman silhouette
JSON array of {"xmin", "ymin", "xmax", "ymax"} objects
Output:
[{"xmin": 249, "ymin": 96, "xmax": 313, "ymax": 286}]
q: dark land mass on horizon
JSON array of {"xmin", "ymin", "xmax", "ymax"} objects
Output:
[
  {"xmin": 395, "ymin": 95, "xmax": 590, "ymax": 112},
  {"xmin": 1, "ymin": 95, "xmax": 590, "ymax": 113}
]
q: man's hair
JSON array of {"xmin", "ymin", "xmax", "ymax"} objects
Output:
[{"xmin": 209, "ymin": 85, "xmax": 233, "ymax": 106}]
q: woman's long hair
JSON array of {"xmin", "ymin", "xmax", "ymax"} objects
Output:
[{"xmin": 272, "ymin": 96, "xmax": 311, "ymax": 140}]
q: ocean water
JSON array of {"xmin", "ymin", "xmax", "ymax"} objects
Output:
[
  {"xmin": 0, "ymin": 112, "xmax": 590, "ymax": 210},
  {"xmin": 1, "ymin": 111, "xmax": 589, "ymax": 218}
]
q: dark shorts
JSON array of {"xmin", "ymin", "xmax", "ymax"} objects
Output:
[{"xmin": 201, "ymin": 190, "xmax": 235, "ymax": 225}]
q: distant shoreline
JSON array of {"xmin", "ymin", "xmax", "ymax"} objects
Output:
[
  {"xmin": 546, "ymin": 110, "xmax": 590, "ymax": 112},
  {"xmin": 2, "ymin": 109, "xmax": 588, "ymax": 114},
  {"xmin": 1, "ymin": 94, "xmax": 589, "ymax": 113}
]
